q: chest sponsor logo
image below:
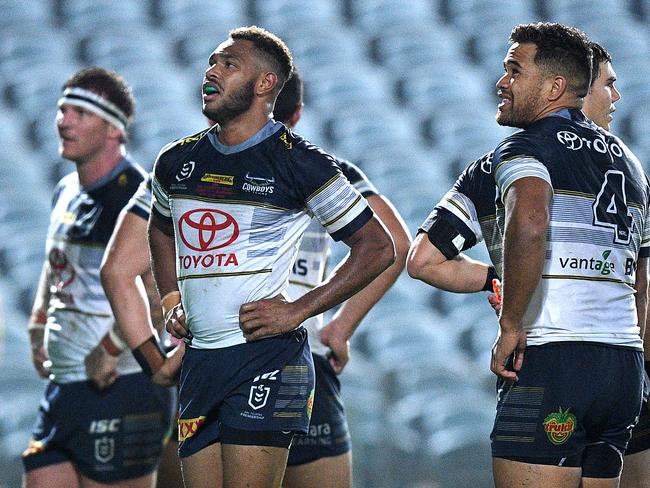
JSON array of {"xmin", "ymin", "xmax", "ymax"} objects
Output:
[
  {"xmin": 179, "ymin": 209, "xmax": 239, "ymax": 251},
  {"xmin": 543, "ymin": 407, "xmax": 576, "ymax": 445},
  {"xmin": 556, "ymin": 131, "xmax": 624, "ymax": 158},
  {"xmin": 558, "ymin": 250, "xmax": 614, "ymax": 276},
  {"xmin": 201, "ymin": 173, "xmax": 234, "ymax": 185},
  {"xmin": 178, "ymin": 209, "xmax": 239, "ymax": 269},
  {"xmin": 243, "ymin": 172, "xmax": 275, "ymax": 195},
  {"xmin": 479, "ymin": 152, "xmax": 494, "ymax": 174},
  {"xmin": 176, "ymin": 160, "xmax": 196, "ymax": 182}
]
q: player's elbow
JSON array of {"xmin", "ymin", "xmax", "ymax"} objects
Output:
[
  {"xmin": 376, "ymin": 232, "xmax": 396, "ymax": 272},
  {"xmin": 392, "ymin": 228, "xmax": 412, "ymax": 273},
  {"xmin": 100, "ymin": 255, "xmax": 125, "ymax": 291},
  {"xmin": 406, "ymin": 236, "xmax": 435, "ymax": 281}
]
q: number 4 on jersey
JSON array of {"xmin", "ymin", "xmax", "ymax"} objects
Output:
[{"xmin": 592, "ymin": 170, "xmax": 634, "ymax": 244}]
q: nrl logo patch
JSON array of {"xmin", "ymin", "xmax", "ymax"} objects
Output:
[
  {"xmin": 176, "ymin": 160, "xmax": 196, "ymax": 182},
  {"xmin": 94, "ymin": 436, "xmax": 115, "ymax": 463},
  {"xmin": 248, "ymin": 384, "xmax": 271, "ymax": 410},
  {"xmin": 543, "ymin": 407, "xmax": 576, "ymax": 445}
]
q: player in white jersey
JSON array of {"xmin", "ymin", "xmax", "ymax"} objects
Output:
[
  {"xmin": 273, "ymin": 70, "xmax": 411, "ymax": 488},
  {"xmin": 148, "ymin": 27, "xmax": 395, "ymax": 488},
  {"xmin": 408, "ymin": 37, "xmax": 650, "ymax": 488},
  {"xmin": 22, "ymin": 68, "xmax": 173, "ymax": 488},
  {"xmin": 490, "ymin": 23, "xmax": 647, "ymax": 488}
]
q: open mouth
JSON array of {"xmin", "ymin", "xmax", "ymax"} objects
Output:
[{"xmin": 202, "ymin": 84, "xmax": 221, "ymax": 96}]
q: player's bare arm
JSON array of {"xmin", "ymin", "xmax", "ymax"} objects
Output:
[
  {"xmin": 491, "ymin": 176, "xmax": 551, "ymax": 381},
  {"xmin": 239, "ymin": 215, "xmax": 395, "ymax": 341},
  {"xmin": 407, "ymin": 233, "xmax": 493, "ymax": 292},
  {"xmin": 321, "ymin": 194, "xmax": 411, "ymax": 373},
  {"xmin": 28, "ymin": 263, "xmax": 52, "ymax": 378}
]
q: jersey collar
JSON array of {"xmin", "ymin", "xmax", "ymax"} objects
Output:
[{"xmin": 208, "ymin": 119, "xmax": 283, "ymax": 155}]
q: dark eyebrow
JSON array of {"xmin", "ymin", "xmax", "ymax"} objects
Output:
[
  {"xmin": 208, "ymin": 52, "xmax": 240, "ymax": 66},
  {"xmin": 505, "ymin": 59, "xmax": 523, "ymax": 70}
]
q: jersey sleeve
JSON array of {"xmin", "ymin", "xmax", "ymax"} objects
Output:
[
  {"xmin": 125, "ymin": 175, "xmax": 152, "ymax": 221},
  {"xmin": 338, "ymin": 159, "xmax": 379, "ymax": 197},
  {"xmin": 290, "ymin": 142, "xmax": 372, "ymax": 241},
  {"xmin": 419, "ymin": 162, "xmax": 483, "ymax": 258},
  {"xmin": 641, "ymin": 178, "xmax": 650, "ymax": 259},
  {"xmin": 493, "ymin": 134, "xmax": 552, "ymax": 201},
  {"xmin": 150, "ymin": 142, "xmax": 177, "ymax": 225}
]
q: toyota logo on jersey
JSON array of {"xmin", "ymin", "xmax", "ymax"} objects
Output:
[{"xmin": 178, "ymin": 209, "xmax": 239, "ymax": 252}]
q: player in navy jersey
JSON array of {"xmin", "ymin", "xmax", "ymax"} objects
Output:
[
  {"xmin": 148, "ymin": 27, "xmax": 394, "ymax": 488},
  {"xmin": 409, "ymin": 24, "xmax": 649, "ymax": 486},
  {"xmin": 22, "ymin": 68, "xmax": 173, "ymax": 488},
  {"xmin": 274, "ymin": 70, "xmax": 411, "ymax": 488}
]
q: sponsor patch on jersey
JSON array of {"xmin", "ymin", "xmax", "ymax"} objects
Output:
[
  {"xmin": 279, "ymin": 132, "xmax": 293, "ymax": 149},
  {"xmin": 22, "ymin": 439, "xmax": 45, "ymax": 457},
  {"xmin": 200, "ymin": 173, "xmax": 234, "ymax": 185},
  {"xmin": 543, "ymin": 407, "xmax": 576, "ymax": 445}
]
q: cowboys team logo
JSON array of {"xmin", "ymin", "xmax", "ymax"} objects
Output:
[
  {"xmin": 178, "ymin": 209, "xmax": 239, "ymax": 252},
  {"xmin": 248, "ymin": 384, "xmax": 271, "ymax": 410},
  {"xmin": 94, "ymin": 436, "xmax": 115, "ymax": 463},
  {"xmin": 176, "ymin": 160, "xmax": 196, "ymax": 182}
]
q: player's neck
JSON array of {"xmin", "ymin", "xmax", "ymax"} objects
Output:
[
  {"xmin": 75, "ymin": 147, "xmax": 125, "ymax": 187},
  {"xmin": 216, "ymin": 110, "xmax": 273, "ymax": 147}
]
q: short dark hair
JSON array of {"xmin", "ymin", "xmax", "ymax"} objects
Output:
[
  {"xmin": 273, "ymin": 68, "xmax": 302, "ymax": 124},
  {"xmin": 230, "ymin": 26, "xmax": 293, "ymax": 94},
  {"xmin": 510, "ymin": 22, "xmax": 592, "ymax": 98},
  {"xmin": 589, "ymin": 42, "xmax": 612, "ymax": 87},
  {"xmin": 62, "ymin": 67, "xmax": 135, "ymax": 121}
]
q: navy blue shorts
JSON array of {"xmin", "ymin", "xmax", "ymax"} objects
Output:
[
  {"xmin": 287, "ymin": 353, "xmax": 351, "ymax": 466},
  {"xmin": 626, "ymin": 400, "xmax": 650, "ymax": 455},
  {"xmin": 177, "ymin": 327, "xmax": 315, "ymax": 458},
  {"xmin": 491, "ymin": 342, "xmax": 643, "ymax": 462},
  {"xmin": 22, "ymin": 372, "xmax": 175, "ymax": 483}
]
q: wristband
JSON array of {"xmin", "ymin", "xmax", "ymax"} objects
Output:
[
  {"xmin": 132, "ymin": 335, "xmax": 166, "ymax": 377},
  {"xmin": 28, "ymin": 310, "xmax": 47, "ymax": 331},
  {"xmin": 161, "ymin": 291, "xmax": 181, "ymax": 317},
  {"xmin": 482, "ymin": 266, "xmax": 499, "ymax": 292},
  {"xmin": 100, "ymin": 328, "xmax": 127, "ymax": 357}
]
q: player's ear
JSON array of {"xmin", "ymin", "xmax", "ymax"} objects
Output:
[
  {"xmin": 547, "ymin": 75, "xmax": 567, "ymax": 102},
  {"xmin": 257, "ymin": 72, "xmax": 278, "ymax": 97}
]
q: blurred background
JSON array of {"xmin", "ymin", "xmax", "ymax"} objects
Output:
[{"xmin": 1, "ymin": 0, "xmax": 650, "ymax": 486}]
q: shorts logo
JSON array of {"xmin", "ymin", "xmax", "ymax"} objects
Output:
[
  {"xmin": 543, "ymin": 407, "xmax": 576, "ymax": 445},
  {"xmin": 94, "ymin": 436, "xmax": 115, "ymax": 463},
  {"xmin": 178, "ymin": 209, "xmax": 239, "ymax": 251},
  {"xmin": 307, "ymin": 388, "xmax": 315, "ymax": 418},
  {"xmin": 248, "ymin": 384, "xmax": 271, "ymax": 410},
  {"xmin": 22, "ymin": 439, "xmax": 45, "ymax": 457},
  {"xmin": 178, "ymin": 416, "xmax": 206, "ymax": 441},
  {"xmin": 176, "ymin": 160, "xmax": 196, "ymax": 181}
]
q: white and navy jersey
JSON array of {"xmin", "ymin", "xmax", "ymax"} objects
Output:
[
  {"xmin": 45, "ymin": 158, "xmax": 147, "ymax": 382},
  {"xmin": 152, "ymin": 121, "xmax": 373, "ymax": 349},
  {"xmin": 124, "ymin": 174, "xmax": 152, "ymax": 221},
  {"xmin": 285, "ymin": 160, "xmax": 378, "ymax": 356},
  {"xmin": 419, "ymin": 152, "xmax": 501, "ymax": 270},
  {"xmin": 493, "ymin": 108, "xmax": 650, "ymax": 348}
]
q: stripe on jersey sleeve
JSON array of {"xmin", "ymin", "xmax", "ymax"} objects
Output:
[
  {"xmin": 307, "ymin": 174, "xmax": 369, "ymax": 237},
  {"xmin": 151, "ymin": 176, "xmax": 171, "ymax": 218},
  {"xmin": 494, "ymin": 157, "xmax": 552, "ymax": 198},
  {"xmin": 126, "ymin": 181, "xmax": 152, "ymax": 221},
  {"xmin": 641, "ymin": 205, "xmax": 650, "ymax": 258}
]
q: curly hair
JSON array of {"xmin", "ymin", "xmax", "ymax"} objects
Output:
[{"xmin": 510, "ymin": 22, "xmax": 592, "ymax": 98}]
